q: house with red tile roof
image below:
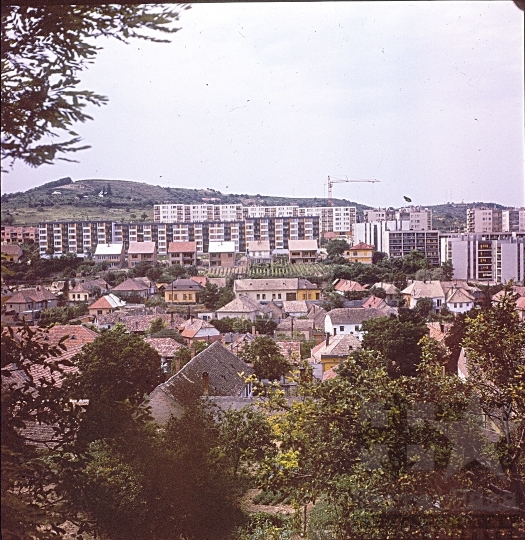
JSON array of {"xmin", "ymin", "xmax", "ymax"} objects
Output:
[
  {"xmin": 88, "ymin": 294, "xmax": 126, "ymax": 316},
  {"xmin": 179, "ymin": 318, "xmax": 221, "ymax": 345},
  {"xmin": 4, "ymin": 287, "xmax": 58, "ymax": 322},
  {"xmin": 168, "ymin": 241, "xmax": 198, "ymax": 267},
  {"xmin": 112, "ymin": 277, "xmax": 152, "ymax": 299},
  {"xmin": 127, "ymin": 241, "xmax": 157, "ymax": 268},
  {"xmin": 68, "ymin": 278, "xmax": 110, "ymax": 303},
  {"xmin": 333, "ymin": 279, "xmax": 366, "ymax": 294}
]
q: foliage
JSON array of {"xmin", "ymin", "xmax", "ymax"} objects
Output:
[
  {"xmin": 239, "ymin": 336, "xmax": 291, "ymax": 381},
  {"xmin": 257, "ymin": 345, "xmax": 513, "ymax": 539},
  {"xmin": 64, "ymin": 324, "xmax": 161, "ymax": 446},
  {"xmin": 211, "ymin": 316, "xmax": 277, "ymax": 336},
  {"xmin": 326, "ymin": 239, "xmax": 350, "ymax": 259},
  {"xmin": 361, "ymin": 309, "xmax": 429, "ymax": 376},
  {"xmin": 321, "ymin": 291, "xmax": 346, "ymax": 312},
  {"xmin": 2, "ymin": 4, "xmax": 186, "ymax": 169},
  {"xmin": 415, "ymin": 296, "xmax": 434, "ymax": 318},
  {"xmin": 462, "ymin": 291, "xmax": 525, "ymax": 507},
  {"xmin": 1, "ymin": 325, "xmax": 82, "ymax": 540},
  {"xmin": 147, "ymin": 316, "xmax": 166, "ymax": 335},
  {"xmin": 173, "ymin": 346, "xmax": 192, "ymax": 372},
  {"xmin": 149, "ymin": 327, "xmax": 185, "ymax": 344},
  {"xmin": 38, "ymin": 303, "xmax": 88, "ymax": 326}
]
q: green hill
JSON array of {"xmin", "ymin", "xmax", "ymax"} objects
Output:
[{"xmin": 0, "ymin": 177, "xmax": 504, "ymax": 231}]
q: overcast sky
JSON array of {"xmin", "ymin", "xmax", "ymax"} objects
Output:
[{"xmin": 2, "ymin": 1, "xmax": 524, "ymax": 208}]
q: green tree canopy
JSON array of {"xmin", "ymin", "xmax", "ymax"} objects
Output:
[{"xmin": 239, "ymin": 335, "xmax": 291, "ymax": 381}]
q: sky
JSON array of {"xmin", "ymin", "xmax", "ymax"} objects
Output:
[{"xmin": 2, "ymin": 1, "xmax": 524, "ymax": 208}]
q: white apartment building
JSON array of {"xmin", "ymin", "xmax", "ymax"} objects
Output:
[
  {"xmin": 440, "ymin": 232, "xmax": 525, "ymax": 283},
  {"xmin": 365, "ymin": 207, "xmax": 432, "ymax": 230},
  {"xmin": 502, "ymin": 208, "xmax": 525, "ymax": 232},
  {"xmin": 154, "ymin": 203, "xmax": 355, "ymax": 235},
  {"xmin": 466, "ymin": 207, "xmax": 503, "ymax": 233}
]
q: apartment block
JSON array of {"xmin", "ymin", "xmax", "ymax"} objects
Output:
[
  {"xmin": 38, "ymin": 216, "xmax": 319, "ymax": 258},
  {"xmin": 354, "ymin": 220, "xmax": 439, "ymax": 266},
  {"xmin": 502, "ymin": 208, "xmax": 525, "ymax": 232},
  {"xmin": 466, "ymin": 207, "xmax": 503, "ymax": 233},
  {"xmin": 440, "ymin": 232, "xmax": 525, "ymax": 283},
  {"xmin": 154, "ymin": 203, "xmax": 354, "ymax": 235},
  {"xmin": 365, "ymin": 207, "xmax": 432, "ymax": 230},
  {"xmin": 1, "ymin": 225, "xmax": 39, "ymax": 244}
]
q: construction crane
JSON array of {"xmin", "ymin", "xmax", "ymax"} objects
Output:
[{"xmin": 326, "ymin": 175, "xmax": 380, "ymax": 206}]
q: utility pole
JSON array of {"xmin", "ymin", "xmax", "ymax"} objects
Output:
[{"xmin": 326, "ymin": 175, "xmax": 379, "ymax": 206}]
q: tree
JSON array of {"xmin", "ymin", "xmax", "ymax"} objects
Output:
[
  {"xmin": 462, "ymin": 291, "xmax": 525, "ymax": 508},
  {"xmin": 326, "ymin": 239, "xmax": 350, "ymax": 259},
  {"xmin": 64, "ymin": 324, "xmax": 162, "ymax": 446},
  {"xmin": 361, "ymin": 309, "xmax": 429, "ymax": 376},
  {"xmin": 200, "ymin": 282, "xmax": 221, "ymax": 310},
  {"xmin": 147, "ymin": 316, "xmax": 166, "ymax": 335},
  {"xmin": 239, "ymin": 336, "xmax": 291, "ymax": 381},
  {"xmin": 2, "ymin": 5, "xmax": 187, "ymax": 169},
  {"xmin": 415, "ymin": 296, "xmax": 434, "ymax": 318},
  {"xmin": 1, "ymin": 325, "xmax": 82, "ymax": 539},
  {"xmin": 441, "ymin": 260, "xmax": 454, "ymax": 281}
]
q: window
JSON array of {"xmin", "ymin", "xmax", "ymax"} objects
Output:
[
  {"xmin": 256, "ymin": 294, "xmax": 260, "ymax": 300},
  {"xmin": 355, "ymin": 326, "xmax": 360, "ymax": 332},
  {"xmin": 340, "ymin": 326, "xmax": 344, "ymax": 332},
  {"xmin": 97, "ymin": 310, "xmax": 102, "ymax": 315},
  {"xmin": 278, "ymin": 294, "xmax": 282, "ymax": 299},
  {"xmin": 262, "ymin": 294, "xmax": 266, "ymax": 300},
  {"xmin": 454, "ymin": 303, "xmax": 457, "ymax": 308}
]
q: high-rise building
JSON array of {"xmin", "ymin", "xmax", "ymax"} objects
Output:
[
  {"xmin": 365, "ymin": 207, "xmax": 432, "ymax": 230},
  {"xmin": 502, "ymin": 208, "xmax": 525, "ymax": 232},
  {"xmin": 466, "ymin": 207, "xmax": 503, "ymax": 233},
  {"xmin": 440, "ymin": 232, "xmax": 525, "ymax": 283}
]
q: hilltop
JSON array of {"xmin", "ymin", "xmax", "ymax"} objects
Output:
[{"xmin": 0, "ymin": 177, "xmax": 504, "ymax": 231}]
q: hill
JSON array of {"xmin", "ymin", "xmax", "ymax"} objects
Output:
[
  {"xmin": 0, "ymin": 178, "xmax": 371, "ymax": 225},
  {"xmin": 0, "ymin": 177, "xmax": 504, "ymax": 231}
]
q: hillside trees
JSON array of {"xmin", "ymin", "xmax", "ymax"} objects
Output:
[{"xmin": 2, "ymin": 4, "xmax": 188, "ymax": 169}]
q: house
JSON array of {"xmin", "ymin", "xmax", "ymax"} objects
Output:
[
  {"xmin": 121, "ymin": 312, "xmax": 184, "ymax": 334},
  {"xmin": 371, "ymin": 282, "xmax": 399, "ymax": 302},
  {"xmin": 1, "ymin": 244, "xmax": 23, "ymax": 263},
  {"xmin": 343, "ymin": 242, "xmax": 375, "ymax": 264},
  {"xmin": 1, "ymin": 225, "xmax": 39, "ymax": 245},
  {"xmin": 234, "ymin": 278, "xmax": 319, "ymax": 302},
  {"xmin": 333, "ymin": 279, "xmax": 366, "ymax": 295},
  {"xmin": 306, "ymin": 304, "xmax": 327, "ymax": 330},
  {"xmin": 246, "ymin": 240, "xmax": 272, "ymax": 264},
  {"xmin": 297, "ymin": 278, "xmax": 321, "ymax": 301},
  {"xmin": 127, "ymin": 241, "xmax": 157, "ymax": 268},
  {"xmin": 144, "ymin": 337, "xmax": 183, "ymax": 374},
  {"xmin": 4, "ymin": 287, "xmax": 58, "ymax": 321},
  {"xmin": 88, "ymin": 294, "xmax": 126, "ymax": 316},
  {"xmin": 263, "ymin": 300, "xmax": 285, "ymax": 322},
  {"xmin": 164, "ymin": 278, "xmax": 203, "ymax": 304},
  {"xmin": 276, "ymin": 317, "xmax": 316, "ymax": 340},
  {"xmin": 224, "ymin": 332, "xmax": 256, "ymax": 356},
  {"xmin": 167, "ymin": 241, "xmax": 198, "ymax": 267},
  {"xmin": 147, "ymin": 341, "xmax": 255, "ymax": 424},
  {"xmin": 43, "ymin": 324, "xmax": 99, "ymax": 349},
  {"xmin": 68, "ymin": 278, "xmax": 110, "ymax": 303},
  {"xmin": 209, "ymin": 241, "xmax": 236, "ymax": 267},
  {"xmin": 216, "ymin": 295, "xmax": 266, "ymax": 321},
  {"xmin": 401, "ymin": 281, "xmax": 446, "ymax": 312},
  {"xmin": 288, "ymin": 239, "xmax": 318, "ymax": 264},
  {"xmin": 179, "ymin": 318, "xmax": 221, "ymax": 345},
  {"xmin": 324, "ymin": 308, "xmax": 386, "ymax": 340},
  {"xmin": 362, "ymin": 295, "xmax": 397, "ymax": 316},
  {"xmin": 276, "ymin": 340, "xmax": 302, "ymax": 363},
  {"xmin": 112, "ymin": 278, "xmax": 152, "ymax": 299},
  {"xmin": 309, "ymin": 333, "xmax": 361, "ymax": 379},
  {"xmin": 94, "ymin": 243, "xmax": 125, "ymax": 268},
  {"xmin": 282, "ymin": 300, "xmax": 308, "ymax": 317},
  {"xmin": 190, "ymin": 276, "xmax": 208, "ymax": 288},
  {"xmin": 444, "ymin": 286, "xmax": 475, "ymax": 314}
]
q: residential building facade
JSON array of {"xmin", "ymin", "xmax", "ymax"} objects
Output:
[{"xmin": 1, "ymin": 226, "xmax": 39, "ymax": 244}]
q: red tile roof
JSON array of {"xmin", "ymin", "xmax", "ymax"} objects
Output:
[{"xmin": 167, "ymin": 241, "xmax": 197, "ymax": 253}]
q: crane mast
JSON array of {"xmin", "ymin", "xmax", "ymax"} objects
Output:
[{"xmin": 327, "ymin": 175, "xmax": 379, "ymax": 206}]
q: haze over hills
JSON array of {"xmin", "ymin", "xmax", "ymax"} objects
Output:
[{"xmin": 0, "ymin": 177, "xmax": 506, "ymax": 231}]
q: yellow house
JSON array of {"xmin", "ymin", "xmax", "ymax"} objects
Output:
[
  {"xmin": 297, "ymin": 278, "xmax": 321, "ymax": 301},
  {"xmin": 343, "ymin": 242, "xmax": 375, "ymax": 264},
  {"xmin": 164, "ymin": 279, "xmax": 203, "ymax": 304},
  {"xmin": 310, "ymin": 333, "xmax": 361, "ymax": 375}
]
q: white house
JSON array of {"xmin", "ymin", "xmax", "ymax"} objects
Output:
[
  {"xmin": 94, "ymin": 243, "xmax": 125, "ymax": 268},
  {"xmin": 401, "ymin": 281, "xmax": 446, "ymax": 312},
  {"xmin": 246, "ymin": 240, "xmax": 271, "ymax": 264},
  {"xmin": 216, "ymin": 295, "xmax": 266, "ymax": 322},
  {"xmin": 324, "ymin": 308, "xmax": 386, "ymax": 340},
  {"xmin": 445, "ymin": 287, "xmax": 475, "ymax": 314}
]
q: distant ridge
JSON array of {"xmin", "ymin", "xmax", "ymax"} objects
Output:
[{"xmin": 0, "ymin": 177, "xmax": 505, "ymax": 231}]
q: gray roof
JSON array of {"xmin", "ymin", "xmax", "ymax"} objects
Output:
[
  {"xmin": 152, "ymin": 341, "xmax": 254, "ymax": 406},
  {"xmin": 235, "ymin": 278, "xmax": 299, "ymax": 292},
  {"xmin": 327, "ymin": 307, "xmax": 386, "ymax": 325},
  {"xmin": 167, "ymin": 278, "xmax": 203, "ymax": 291}
]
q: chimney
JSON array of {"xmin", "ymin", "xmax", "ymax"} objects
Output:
[
  {"xmin": 202, "ymin": 371, "xmax": 209, "ymax": 396},
  {"xmin": 326, "ymin": 333, "xmax": 330, "ymax": 347}
]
